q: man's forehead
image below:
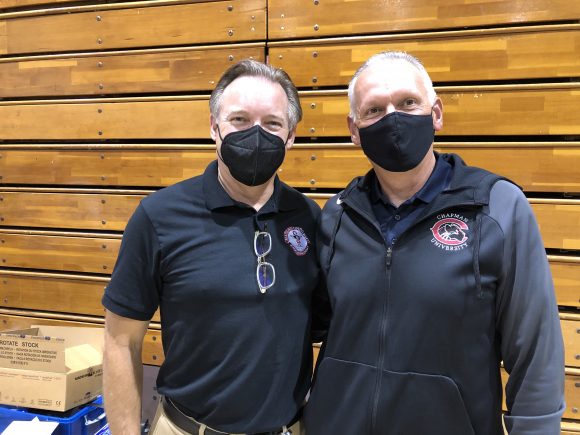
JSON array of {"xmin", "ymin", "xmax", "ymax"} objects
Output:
[
  {"xmin": 356, "ymin": 60, "xmax": 423, "ymax": 94},
  {"xmin": 223, "ymin": 75, "xmax": 284, "ymax": 97},
  {"xmin": 356, "ymin": 60, "xmax": 421, "ymax": 85},
  {"xmin": 220, "ymin": 75, "xmax": 288, "ymax": 112}
]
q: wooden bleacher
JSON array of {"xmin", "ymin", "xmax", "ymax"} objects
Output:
[{"xmin": 0, "ymin": 0, "xmax": 578, "ymax": 430}]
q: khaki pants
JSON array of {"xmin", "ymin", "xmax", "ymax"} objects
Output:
[{"xmin": 149, "ymin": 400, "xmax": 303, "ymax": 435}]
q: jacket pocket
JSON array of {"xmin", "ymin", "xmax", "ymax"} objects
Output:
[
  {"xmin": 376, "ymin": 369, "xmax": 475, "ymax": 435},
  {"xmin": 304, "ymin": 356, "xmax": 376, "ymax": 435}
]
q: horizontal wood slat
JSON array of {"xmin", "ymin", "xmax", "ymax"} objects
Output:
[
  {"xmin": 0, "ymin": 45, "xmax": 265, "ymax": 98},
  {"xmin": 0, "ymin": 191, "xmax": 145, "ymax": 230},
  {"xmin": 1, "ymin": 143, "xmax": 578, "ymax": 193},
  {"xmin": 562, "ymin": 420, "xmax": 580, "ymax": 434},
  {"xmin": 0, "ymin": 271, "xmax": 161, "ymax": 321},
  {"xmin": 281, "ymin": 143, "xmax": 580, "ymax": 193},
  {"xmin": 0, "ymin": 97, "xmax": 210, "ymax": 140},
  {"xmin": 0, "ymin": 271, "xmax": 107, "ymax": 316},
  {"xmin": 0, "ymin": 147, "xmax": 216, "ymax": 186},
  {"xmin": 269, "ymin": 26, "xmax": 580, "ymax": 87},
  {"xmin": 562, "ymin": 318, "xmax": 580, "ymax": 368},
  {"xmin": 268, "ymin": 0, "xmax": 580, "ymax": 39},
  {"xmin": 0, "ymin": 311, "xmax": 163, "ymax": 365},
  {"xmin": 0, "ymin": 232, "xmax": 120, "ymax": 273},
  {"xmin": 549, "ymin": 256, "xmax": 580, "ymax": 308},
  {"xmin": 1, "ymin": 85, "xmax": 578, "ymax": 140},
  {"xmin": 298, "ymin": 86, "xmax": 580, "ymax": 137},
  {"xmin": 0, "ymin": 0, "xmax": 266, "ymax": 55},
  {"xmin": 0, "ymin": 0, "xmax": 74, "ymax": 8},
  {"xmin": 531, "ymin": 201, "xmax": 580, "ymax": 250}
]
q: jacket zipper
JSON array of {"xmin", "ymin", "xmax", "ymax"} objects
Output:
[
  {"xmin": 342, "ymin": 198, "xmax": 482, "ymax": 434},
  {"xmin": 370, "ymin": 243, "xmax": 393, "ymax": 433}
]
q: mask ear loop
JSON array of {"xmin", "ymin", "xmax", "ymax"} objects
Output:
[{"xmin": 215, "ymin": 123, "xmax": 227, "ymax": 163}]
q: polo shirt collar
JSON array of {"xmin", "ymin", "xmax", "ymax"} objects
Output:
[
  {"xmin": 370, "ymin": 152, "xmax": 452, "ymax": 207},
  {"xmin": 202, "ymin": 160, "xmax": 299, "ymax": 213}
]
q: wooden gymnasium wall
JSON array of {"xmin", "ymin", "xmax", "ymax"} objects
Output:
[{"xmin": 0, "ymin": 0, "xmax": 578, "ymax": 430}]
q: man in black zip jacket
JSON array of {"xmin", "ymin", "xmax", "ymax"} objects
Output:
[{"xmin": 304, "ymin": 51, "xmax": 565, "ymax": 435}]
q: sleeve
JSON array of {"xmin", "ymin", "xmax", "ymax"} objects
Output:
[
  {"xmin": 102, "ymin": 203, "xmax": 163, "ymax": 321},
  {"xmin": 310, "ymin": 196, "xmax": 339, "ymax": 343},
  {"xmin": 490, "ymin": 181, "xmax": 565, "ymax": 434}
]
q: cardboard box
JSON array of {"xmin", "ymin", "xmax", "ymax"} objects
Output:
[{"xmin": 0, "ymin": 325, "xmax": 103, "ymax": 412}]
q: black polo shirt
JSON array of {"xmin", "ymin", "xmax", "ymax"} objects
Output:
[
  {"xmin": 370, "ymin": 153, "xmax": 453, "ymax": 246},
  {"xmin": 102, "ymin": 160, "xmax": 322, "ymax": 433}
]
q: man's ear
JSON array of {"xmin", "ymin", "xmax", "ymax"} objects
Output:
[
  {"xmin": 285, "ymin": 128, "xmax": 296, "ymax": 150},
  {"xmin": 209, "ymin": 115, "xmax": 218, "ymax": 142},
  {"xmin": 347, "ymin": 115, "xmax": 361, "ymax": 146},
  {"xmin": 432, "ymin": 97, "xmax": 443, "ymax": 132}
]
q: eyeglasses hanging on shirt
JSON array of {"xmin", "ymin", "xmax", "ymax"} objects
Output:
[{"xmin": 254, "ymin": 229, "xmax": 276, "ymax": 293}]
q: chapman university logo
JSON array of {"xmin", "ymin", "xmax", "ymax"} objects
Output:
[{"xmin": 430, "ymin": 213, "xmax": 469, "ymax": 251}]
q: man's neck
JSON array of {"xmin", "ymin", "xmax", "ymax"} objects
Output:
[
  {"xmin": 374, "ymin": 152, "xmax": 436, "ymax": 208},
  {"xmin": 217, "ymin": 162, "xmax": 275, "ymax": 212}
]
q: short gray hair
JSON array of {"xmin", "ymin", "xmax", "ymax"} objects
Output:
[
  {"xmin": 209, "ymin": 59, "xmax": 302, "ymax": 131},
  {"xmin": 348, "ymin": 51, "xmax": 437, "ymax": 119}
]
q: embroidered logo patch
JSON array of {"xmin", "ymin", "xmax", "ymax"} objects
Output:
[
  {"xmin": 284, "ymin": 227, "xmax": 310, "ymax": 256},
  {"xmin": 430, "ymin": 213, "xmax": 469, "ymax": 251}
]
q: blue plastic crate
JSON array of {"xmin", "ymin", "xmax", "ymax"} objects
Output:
[{"xmin": 0, "ymin": 396, "xmax": 109, "ymax": 435}]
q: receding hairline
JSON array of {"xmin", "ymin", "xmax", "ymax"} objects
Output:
[
  {"xmin": 348, "ymin": 54, "xmax": 437, "ymax": 118},
  {"xmin": 209, "ymin": 59, "xmax": 302, "ymax": 130},
  {"xmin": 216, "ymin": 75, "xmax": 289, "ymax": 107}
]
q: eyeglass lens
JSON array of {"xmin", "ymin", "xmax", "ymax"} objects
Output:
[
  {"xmin": 255, "ymin": 232, "xmax": 271, "ymax": 256},
  {"xmin": 254, "ymin": 230, "xmax": 275, "ymax": 292}
]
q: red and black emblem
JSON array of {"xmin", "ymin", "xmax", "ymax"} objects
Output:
[{"xmin": 430, "ymin": 215, "xmax": 469, "ymax": 251}]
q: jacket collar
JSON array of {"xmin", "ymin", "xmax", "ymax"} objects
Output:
[{"xmin": 340, "ymin": 152, "xmax": 511, "ymax": 218}]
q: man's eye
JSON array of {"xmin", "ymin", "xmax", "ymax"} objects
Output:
[
  {"xmin": 403, "ymin": 98, "xmax": 417, "ymax": 106},
  {"xmin": 365, "ymin": 107, "xmax": 382, "ymax": 116},
  {"xmin": 231, "ymin": 117, "xmax": 247, "ymax": 123}
]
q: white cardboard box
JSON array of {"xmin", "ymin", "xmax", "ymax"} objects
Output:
[{"xmin": 0, "ymin": 325, "xmax": 103, "ymax": 412}]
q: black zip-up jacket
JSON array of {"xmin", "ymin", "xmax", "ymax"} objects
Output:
[{"xmin": 305, "ymin": 153, "xmax": 564, "ymax": 435}]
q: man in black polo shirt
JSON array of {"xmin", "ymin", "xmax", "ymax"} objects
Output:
[{"xmin": 102, "ymin": 60, "xmax": 325, "ymax": 435}]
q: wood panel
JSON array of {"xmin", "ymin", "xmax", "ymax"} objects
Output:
[
  {"xmin": 298, "ymin": 85, "xmax": 580, "ymax": 137},
  {"xmin": 0, "ymin": 0, "xmax": 70, "ymax": 7},
  {"xmin": 0, "ymin": 147, "xmax": 216, "ymax": 187},
  {"xmin": 0, "ymin": 271, "xmax": 108, "ymax": 316},
  {"xmin": 281, "ymin": 143, "xmax": 580, "ymax": 193},
  {"xmin": 0, "ymin": 0, "xmax": 80, "ymax": 8},
  {"xmin": 269, "ymin": 25, "xmax": 580, "ymax": 87},
  {"xmin": 563, "ymin": 318, "xmax": 580, "ymax": 368},
  {"xmin": 0, "ymin": 97, "xmax": 210, "ymax": 140},
  {"xmin": 3, "ymin": 143, "xmax": 576, "ymax": 193},
  {"xmin": 436, "ymin": 144, "xmax": 580, "ymax": 194},
  {"xmin": 2, "ymin": 85, "xmax": 577, "ymax": 140},
  {"xmin": 0, "ymin": 190, "xmax": 146, "ymax": 231},
  {"xmin": 562, "ymin": 420, "xmax": 580, "ymax": 434},
  {"xmin": 0, "ymin": 0, "xmax": 266, "ymax": 55},
  {"xmin": 0, "ymin": 232, "xmax": 120, "ymax": 273},
  {"xmin": 0, "ymin": 311, "xmax": 163, "ymax": 365},
  {"xmin": 0, "ymin": 45, "xmax": 265, "ymax": 98},
  {"xmin": 549, "ymin": 256, "xmax": 580, "ymax": 308},
  {"xmin": 268, "ymin": 0, "xmax": 580, "ymax": 39},
  {"xmin": 0, "ymin": 271, "xmax": 161, "ymax": 321},
  {"xmin": 531, "ymin": 200, "xmax": 580, "ymax": 250}
]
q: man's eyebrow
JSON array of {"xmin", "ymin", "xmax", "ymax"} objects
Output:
[{"xmin": 225, "ymin": 109, "xmax": 249, "ymax": 116}]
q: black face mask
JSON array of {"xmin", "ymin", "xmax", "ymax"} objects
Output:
[
  {"xmin": 217, "ymin": 124, "xmax": 287, "ymax": 186},
  {"xmin": 358, "ymin": 111, "xmax": 434, "ymax": 172}
]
